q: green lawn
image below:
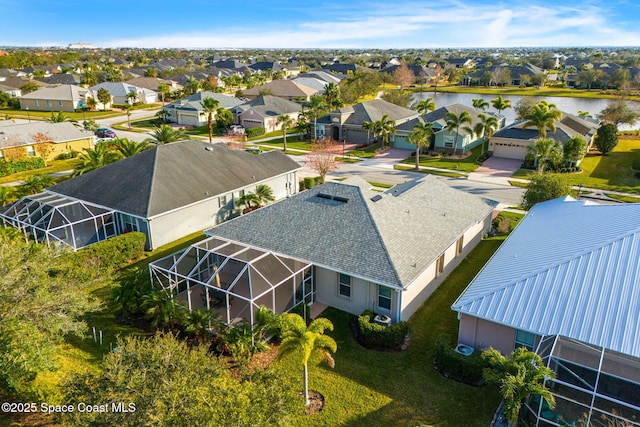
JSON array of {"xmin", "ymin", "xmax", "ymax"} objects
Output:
[
  {"xmin": 401, "ymin": 145, "xmax": 484, "ymax": 172},
  {"xmin": 394, "ymin": 164, "xmax": 468, "ymax": 178},
  {"xmin": 512, "ymin": 138, "xmax": 640, "ymax": 194},
  {"xmin": 257, "ymin": 136, "xmax": 311, "ymax": 151},
  {"xmin": 0, "ymin": 158, "xmax": 79, "ymax": 185},
  {"xmin": 346, "ymin": 142, "xmax": 382, "ymax": 158},
  {"xmin": 278, "ymin": 237, "xmax": 505, "ymax": 427},
  {"xmin": 0, "ymin": 107, "xmax": 157, "ymax": 121},
  {"xmin": 410, "ymin": 85, "xmax": 639, "ymax": 101}
]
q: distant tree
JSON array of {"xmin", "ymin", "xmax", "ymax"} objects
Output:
[
  {"xmin": 127, "ymin": 90, "xmax": 138, "ymax": 105},
  {"xmin": 472, "ymin": 98, "xmax": 489, "ymax": 111},
  {"xmin": 594, "ymin": 123, "xmax": 619, "ymax": 156},
  {"xmin": 413, "ymin": 97, "xmax": 436, "ymax": 115},
  {"xmin": 20, "ymin": 81, "xmax": 40, "ymax": 95},
  {"xmin": 530, "ymin": 73, "xmax": 547, "ymax": 87},
  {"xmin": 597, "ymin": 98, "xmax": 639, "ymax": 127},
  {"xmin": 201, "ymin": 97, "xmax": 220, "ymax": 143},
  {"xmin": 146, "ymin": 124, "xmax": 185, "ymax": 145},
  {"xmin": 577, "ymin": 69, "xmax": 605, "ymax": 89},
  {"xmin": 155, "ymin": 109, "xmax": 170, "ymax": 124},
  {"xmin": 157, "ymin": 83, "xmax": 171, "ymax": 105},
  {"xmin": 381, "ymin": 90, "xmax": 413, "ymax": 108},
  {"xmin": 20, "ymin": 174, "xmax": 56, "ymax": 195},
  {"xmin": 610, "ymin": 68, "xmax": 631, "ymax": 90},
  {"xmin": 491, "ymin": 95, "xmax": 512, "ymax": 117},
  {"xmin": 408, "ymin": 122, "xmax": 434, "ymax": 169},
  {"xmin": 276, "ymin": 114, "xmax": 294, "ymax": 153},
  {"xmin": 306, "ymin": 138, "xmax": 338, "ymax": 183},
  {"xmin": 522, "ymin": 173, "xmax": 571, "ymax": 210},
  {"xmin": 277, "ymin": 313, "xmax": 337, "ymax": 406},
  {"xmin": 306, "ymin": 95, "xmax": 328, "ymax": 141},
  {"xmin": 86, "ymin": 96, "xmax": 97, "ymax": 112},
  {"xmin": 563, "ymin": 136, "xmax": 587, "ymax": 166},
  {"xmin": 80, "ymin": 70, "xmax": 98, "ymax": 86},
  {"xmin": 184, "ymin": 76, "xmax": 201, "ymax": 95},
  {"xmin": 483, "ymin": 347, "xmax": 556, "ymax": 426},
  {"xmin": 144, "ymin": 67, "xmax": 158, "ymax": 78},
  {"xmin": 493, "ymin": 67, "xmax": 512, "ymax": 86},
  {"xmin": 323, "ymin": 82, "xmax": 343, "ymax": 109},
  {"xmin": 215, "ymin": 108, "xmax": 234, "ymax": 132},
  {"xmin": 514, "ymin": 96, "xmax": 539, "ymax": 120},
  {"xmin": 392, "ymin": 63, "xmax": 415, "ymax": 89},
  {"xmin": 445, "ymin": 110, "xmax": 472, "ymax": 155},
  {"xmin": 96, "ymin": 88, "xmax": 112, "ymax": 111},
  {"xmin": 72, "ymin": 142, "xmax": 121, "ymax": 176},
  {"xmin": 32, "ymin": 131, "xmax": 54, "ymax": 164},
  {"xmin": 372, "ymin": 114, "xmax": 396, "ymax": 148},
  {"xmin": 49, "ymin": 111, "xmax": 68, "ymax": 123}
]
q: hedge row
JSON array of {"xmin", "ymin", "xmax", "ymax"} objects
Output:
[
  {"xmin": 0, "ymin": 157, "xmax": 46, "ymax": 178},
  {"xmin": 433, "ymin": 334, "xmax": 486, "ymax": 385},
  {"xmin": 357, "ymin": 312, "xmax": 409, "ymax": 349},
  {"xmin": 299, "ymin": 176, "xmax": 322, "ymax": 191},
  {"xmin": 68, "ymin": 231, "xmax": 146, "ymax": 273},
  {"xmin": 246, "ymin": 127, "xmax": 265, "ymax": 138}
]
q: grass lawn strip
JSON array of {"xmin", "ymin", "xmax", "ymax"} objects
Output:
[
  {"xmin": 394, "ymin": 164, "xmax": 467, "ymax": 178},
  {"xmin": 400, "ymin": 144, "xmax": 483, "ymax": 173}
]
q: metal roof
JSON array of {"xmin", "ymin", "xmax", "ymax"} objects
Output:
[{"xmin": 452, "ymin": 197, "xmax": 640, "ymax": 358}]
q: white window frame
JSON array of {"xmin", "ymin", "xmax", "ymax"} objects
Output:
[
  {"xmin": 338, "ymin": 273, "xmax": 351, "ymax": 299},
  {"xmin": 377, "ymin": 285, "xmax": 392, "ymax": 311}
]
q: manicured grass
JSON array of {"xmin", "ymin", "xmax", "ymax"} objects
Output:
[
  {"xmin": 508, "ymin": 180, "xmax": 529, "ymax": 188},
  {"xmin": 258, "ymin": 136, "xmax": 312, "ymax": 151},
  {"xmin": 0, "ymin": 107, "xmax": 157, "ymax": 121},
  {"xmin": 400, "ymin": 145, "xmax": 483, "ymax": 172},
  {"xmin": 346, "ymin": 142, "xmax": 383, "ymax": 158},
  {"xmin": 411, "ymin": 85, "xmax": 639, "ymax": 101},
  {"xmin": 336, "ymin": 156, "xmax": 363, "ymax": 163},
  {"xmin": 394, "ymin": 164, "xmax": 467, "ymax": 178},
  {"xmin": 607, "ymin": 193, "xmax": 640, "ymax": 203},
  {"xmin": 0, "ymin": 158, "xmax": 79, "ymax": 185},
  {"xmin": 277, "ymin": 237, "xmax": 505, "ymax": 426}
]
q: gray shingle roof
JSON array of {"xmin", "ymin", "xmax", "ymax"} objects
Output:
[
  {"xmin": 237, "ymin": 96, "xmax": 302, "ymax": 117},
  {"xmin": 48, "ymin": 141, "xmax": 301, "ymax": 218},
  {"xmin": 164, "ymin": 92, "xmax": 245, "ymax": 112},
  {"xmin": 0, "ymin": 121, "xmax": 89, "ymax": 148},
  {"xmin": 332, "ymin": 99, "xmax": 419, "ymax": 126},
  {"xmin": 207, "ymin": 176, "xmax": 496, "ymax": 288},
  {"xmin": 19, "ymin": 84, "xmax": 89, "ymax": 101}
]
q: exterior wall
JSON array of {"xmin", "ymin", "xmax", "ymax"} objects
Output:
[
  {"xmin": 238, "ymin": 109, "xmax": 267, "ymax": 130},
  {"xmin": 0, "ymin": 136, "xmax": 94, "ymax": 160},
  {"xmin": 19, "ymin": 98, "xmax": 77, "ymax": 113},
  {"xmin": 342, "ymin": 127, "xmax": 369, "ymax": 144},
  {"xmin": 490, "ymin": 136, "xmax": 529, "ymax": 160},
  {"xmin": 176, "ymin": 110, "xmax": 203, "ymax": 126},
  {"xmin": 433, "ymin": 131, "xmax": 481, "ymax": 153},
  {"xmin": 457, "ymin": 314, "xmax": 516, "ymax": 355},
  {"xmin": 400, "ymin": 216, "xmax": 490, "ymax": 321}
]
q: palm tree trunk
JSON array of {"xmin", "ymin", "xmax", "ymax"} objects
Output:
[
  {"xmin": 415, "ymin": 145, "xmax": 420, "ymax": 169},
  {"xmin": 303, "ymin": 364, "xmax": 310, "ymax": 406},
  {"xmin": 208, "ymin": 113, "xmax": 213, "ymax": 144},
  {"xmin": 283, "ymin": 130, "xmax": 287, "ymax": 153}
]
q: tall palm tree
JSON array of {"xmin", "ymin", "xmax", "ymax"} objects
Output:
[
  {"xmin": 72, "ymin": 142, "xmax": 121, "ymax": 176},
  {"xmin": 482, "ymin": 347, "xmax": 556, "ymax": 427},
  {"xmin": 527, "ymin": 138, "xmax": 563, "ymax": 172},
  {"xmin": 472, "ymin": 98, "xmax": 489, "ymax": 111},
  {"xmin": 110, "ymin": 138, "xmax": 152, "ymax": 158},
  {"xmin": 157, "ymin": 83, "xmax": 171, "ymax": 105},
  {"xmin": 445, "ymin": 110, "xmax": 472, "ymax": 155},
  {"xmin": 277, "ymin": 313, "xmax": 337, "ymax": 406},
  {"xmin": 323, "ymin": 82, "xmax": 343, "ymax": 109},
  {"xmin": 200, "ymin": 97, "xmax": 220, "ymax": 144},
  {"xmin": 146, "ymin": 124, "xmax": 184, "ymax": 145},
  {"xmin": 523, "ymin": 101, "xmax": 562, "ymax": 139},
  {"xmin": 474, "ymin": 113, "xmax": 499, "ymax": 155},
  {"xmin": 491, "ymin": 95, "xmax": 512, "ymax": 117},
  {"xmin": 362, "ymin": 120, "xmax": 375, "ymax": 144},
  {"xmin": 121, "ymin": 104, "xmax": 133, "ymax": 129},
  {"xmin": 306, "ymin": 95, "xmax": 328, "ymax": 141},
  {"xmin": 127, "ymin": 90, "xmax": 138, "ymax": 105},
  {"xmin": 254, "ymin": 184, "xmax": 275, "ymax": 207},
  {"xmin": 372, "ymin": 114, "xmax": 396, "ymax": 148},
  {"xmin": 276, "ymin": 114, "xmax": 294, "ymax": 153},
  {"xmin": 408, "ymin": 122, "xmax": 434, "ymax": 169},
  {"xmin": 413, "ymin": 97, "xmax": 436, "ymax": 115}
]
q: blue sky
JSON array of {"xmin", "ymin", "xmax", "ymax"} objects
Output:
[{"xmin": 2, "ymin": 0, "xmax": 640, "ymax": 48}]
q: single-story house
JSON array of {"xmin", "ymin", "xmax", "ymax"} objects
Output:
[
  {"xmin": 0, "ymin": 141, "xmax": 301, "ymax": 251},
  {"xmin": 89, "ymin": 82, "xmax": 158, "ymax": 105},
  {"xmin": 0, "ymin": 121, "xmax": 94, "ymax": 160},
  {"xmin": 489, "ymin": 113, "xmax": 600, "ymax": 160},
  {"xmin": 318, "ymin": 99, "xmax": 419, "ymax": 144},
  {"xmin": 162, "ymin": 91, "xmax": 245, "ymax": 127},
  {"xmin": 149, "ymin": 176, "xmax": 497, "ymax": 326},
  {"xmin": 242, "ymin": 80, "xmax": 318, "ymax": 102},
  {"xmin": 125, "ymin": 77, "xmax": 181, "ymax": 92},
  {"xmin": 452, "ymin": 197, "xmax": 640, "ymax": 427},
  {"xmin": 234, "ymin": 95, "xmax": 302, "ymax": 133},
  {"xmin": 0, "ymin": 83, "xmax": 20, "ymax": 98},
  {"xmin": 19, "ymin": 85, "xmax": 92, "ymax": 112}
]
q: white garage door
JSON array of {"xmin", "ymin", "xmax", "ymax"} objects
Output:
[
  {"xmin": 492, "ymin": 142, "xmax": 528, "ymax": 160},
  {"xmin": 178, "ymin": 113, "xmax": 201, "ymax": 126}
]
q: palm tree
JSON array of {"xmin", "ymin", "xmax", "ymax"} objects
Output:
[
  {"xmin": 372, "ymin": 114, "xmax": 397, "ymax": 148},
  {"xmin": 72, "ymin": 142, "xmax": 121, "ymax": 176},
  {"xmin": 474, "ymin": 113, "xmax": 499, "ymax": 155},
  {"xmin": 254, "ymin": 184, "xmax": 275, "ymax": 206},
  {"xmin": 522, "ymin": 101, "xmax": 563, "ymax": 139},
  {"xmin": 155, "ymin": 109, "xmax": 170, "ymax": 124},
  {"xmin": 408, "ymin": 122, "xmax": 434, "ymax": 169},
  {"xmin": 276, "ymin": 114, "xmax": 294, "ymax": 153},
  {"xmin": 527, "ymin": 138, "xmax": 563, "ymax": 172},
  {"xmin": 141, "ymin": 289, "xmax": 186, "ymax": 330},
  {"xmin": 413, "ymin": 97, "xmax": 436, "ymax": 115},
  {"xmin": 472, "ymin": 98, "xmax": 489, "ymax": 111},
  {"xmin": 86, "ymin": 97, "xmax": 97, "ymax": 112},
  {"xmin": 20, "ymin": 174, "xmax": 56, "ymax": 195},
  {"xmin": 0, "ymin": 186, "xmax": 14, "ymax": 206},
  {"xmin": 184, "ymin": 76, "xmax": 201, "ymax": 95},
  {"xmin": 445, "ymin": 110, "xmax": 472, "ymax": 155},
  {"xmin": 127, "ymin": 90, "xmax": 138, "ymax": 105},
  {"xmin": 235, "ymin": 192, "xmax": 261, "ymax": 213},
  {"xmin": 110, "ymin": 138, "xmax": 152, "ymax": 158},
  {"xmin": 200, "ymin": 97, "xmax": 220, "ymax": 144},
  {"xmin": 157, "ymin": 83, "xmax": 171, "ymax": 105},
  {"xmin": 323, "ymin": 82, "xmax": 343, "ymax": 109},
  {"xmin": 362, "ymin": 120, "xmax": 375, "ymax": 144},
  {"xmin": 482, "ymin": 347, "xmax": 556, "ymax": 427},
  {"xmin": 253, "ymin": 306, "xmax": 282, "ymax": 344},
  {"xmin": 306, "ymin": 95, "xmax": 328, "ymax": 141},
  {"xmin": 182, "ymin": 308, "xmax": 223, "ymax": 343},
  {"xmin": 277, "ymin": 313, "xmax": 337, "ymax": 406},
  {"xmin": 49, "ymin": 111, "xmax": 68, "ymax": 123},
  {"xmin": 491, "ymin": 95, "xmax": 512, "ymax": 117},
  {"xmin": 146, "ymin": 124, "xmax": 184, "ymax": 144},
  {"xmin": 121, "ymin": 104, "xmax": 133, "ymax": 129}
]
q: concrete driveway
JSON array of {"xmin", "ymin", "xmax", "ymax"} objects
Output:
[
  {"xmin": 359, "ymin": 148, "xmax": 413, "ymax": 168},
  {"xmin": 472, "ymin": 156, "xmax": 522, "ymax": 178}
]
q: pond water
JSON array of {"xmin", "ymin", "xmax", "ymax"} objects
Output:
[{"xmin": 412, "ymin": 91, "xmax": 640, "ymax": 130}]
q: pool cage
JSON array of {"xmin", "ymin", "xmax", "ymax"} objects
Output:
[
  {"xmin": 523, "ymin": 335, "xmax": 640, "ymax": 427},
  {"xmin": 149, "ymin": 236, "xmax": 314, "ymax": 327},
  {"xmin": 0, "ymin": 193, "xmax": 117, "ymax": 251}
]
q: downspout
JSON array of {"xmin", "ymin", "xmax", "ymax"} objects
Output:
[{"xmin": 395, "ymin": 289, "xmax": 402, "ymax": 323}]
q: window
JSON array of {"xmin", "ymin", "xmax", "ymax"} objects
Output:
[
  {"xmin": 435, "ymin": 253, "xmax": 445, "ymax": 277},
  {"xmin": 515, "ymin": 330, "xmax": 536, "ymax": 351},
  {"xmin": 378, "ymin": 286, "xmax": 392, "ymax": 311},
  {"xmin": 58, "ymin": 100, "xmax": 63, "ymax": 106},
  {"xmin": 218, "ymin": 195, "xmax": 227, "ymax": 208},
  {"xmin": 34, "ymin": 100, "xmax": 40, "ymax": 107},
  {"xmin": 456, "ymin": 236, "xmax": 464, "ymax": 257},
  {"xmin": 46, "ymin": 100, "xmax": 52, "ymax": 107},
  {"xmin": 26, "ymin": 146, "xmax": 36, "ymax": 157},
  {"xmin": 338, "ymin": 273, "xmax": 351, "ymax": 298},
  {"xmin": 443, "ymin": 135, "xmax": 454, "ymax": 148}
]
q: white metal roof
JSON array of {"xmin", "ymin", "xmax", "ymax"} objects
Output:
[{"xmin": 452, "ymin": 197, "xmax": 640, "ymax": 358}]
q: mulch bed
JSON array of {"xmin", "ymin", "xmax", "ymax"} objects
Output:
[{"xmin": 303, "ymin": 390, "xmax": 325, "ymax": 415}]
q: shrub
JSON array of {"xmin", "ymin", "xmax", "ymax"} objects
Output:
[
  {"xmin": 635, "ymin": 171, "xmax": 640, "ymax": 179},
  {"xmin": 246, "ymin": 127, "xmax": 265, "ymax": 138},
  {"xmin": 0, "ymin": 157, "xmax": 46, "ymax": 177},
  {"xmin": 303, "ymin": 176, "xmax": 316, "ymax": 189},
  {"xmin": 68, "ymin": 232, "xmax": 146, "ymax": 273},
  {"xmin": 433, "ymin": 334, "xmax": 486, "ymax": 385},
  {"xmin": 356, "ymin": 312, "xmax": 409, "ymax": 349},
  {"xmin": 632, "ymin": 158, "xmax": 640, "ymax": 171}
]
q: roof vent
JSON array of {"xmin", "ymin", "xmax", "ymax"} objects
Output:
[
  {"xmin": 317, "ymin": 193, "xmax": 349, "ymax": 203},
  {"xmin": 370, "ymin": 195, "xmax": 382, "ymax": 202}
]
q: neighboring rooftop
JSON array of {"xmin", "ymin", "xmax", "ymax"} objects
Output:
[{"xmin": 0, "ymin": 121, "xmax": 90, "ymax": 148}]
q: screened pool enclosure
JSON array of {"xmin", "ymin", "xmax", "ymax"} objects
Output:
[
  {"xmin": 0, "ymin": 193, "xmax": 117, "ymax": 250},
  {"xmin": 149, "ymin": 236, "xmax": 314, "ymax": 326},
  {"xmin": 523, "ymin": 335, "xmax": 640, "ymax": 427}
]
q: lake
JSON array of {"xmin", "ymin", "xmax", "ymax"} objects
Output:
[{"xmin": 412, "ymin": 91, "xmax": 640, "ymax": 130}]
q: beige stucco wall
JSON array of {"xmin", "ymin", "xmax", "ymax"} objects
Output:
[
  {"xmin": 20, "ymin": 98, "xmax": 77, "ymax": 113},
  {"xmin": 239, "ymin": 111, "xmax": 299, "ymax": 133},
  {"xmin": 315, "ymin": 266, "xmax": 387, "ymax": 317},
  {"xmin": 0, "ymin": 136, "xmax": 94, "ymax": 161},
  {"xmin": 458, "ymin": 314, "xmax": 516, "ymax": 355},
  {"xmin": 400, "ymin": 217, "xmax": 490, "ymax": 321}
]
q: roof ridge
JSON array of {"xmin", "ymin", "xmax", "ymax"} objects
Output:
[{"xmin": 142, "ymin": 146, "xmax": 161, "ymax": 217}]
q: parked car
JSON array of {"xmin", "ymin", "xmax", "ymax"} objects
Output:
[{"xmin": 95, "ymin": 128, "xmax": 116, "ymax": 138}]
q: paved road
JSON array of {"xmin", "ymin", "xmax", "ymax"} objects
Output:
[{"xmin": 95, "ymin": 108, "xmax": 160, "ymax": 142}]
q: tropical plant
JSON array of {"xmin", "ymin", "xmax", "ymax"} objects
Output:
[
  {"xmin": 201, "ymin": 97, "xmax": 220, "ymax": 144},
  {"xmin": 127, "ymin": 90, "xmax": 138, "ymax": 105},
  {"xmin": 277, "ymin": 313, "xmax": 337, "ymax": 406},
  {"xmin": 72, "ymin": 142, "xmax": 121, "ymax": 176},
  {"xmin": 112, "ymin": 266, "xmax": 152, "ymax": 317},
  {"xmin": 413, "ymin": 97, "xmax": 436, "ymax": 115},
  {"xmin": 141, "ymin": 289, "xmax": 187, "ymax": 330},
  {"xmin": 527, "ymin": 138, "xmax": 563, "ymax": 172},
  {"xmin": 121, "ymin": 103, "xmax": 133, "ymax": 129},
  {"xmin": 82, "ymin": 119, "xmax": 99, "ymax": 132},
  {"xmin": 522, "ymin": 173, "xmax": 571, "ymax": 210},
  {"xmin": 86, "ymin": 97, "xmax": 97, "ymax": 112},
  {"xmin": 49, "ymin": 111, "xmax": 68, "ymax": 123},
  {"xmin": 146, "ymin": 124, "xmax": 184, "ymax": 144},
  {"xmin": 306, "ymin": 95, "xmax": 328, "ymax": 141},
  {"xmin": 445, "ymin": 110, "xmax": 472, "ymax": 155},
  {"xmin": 254, "ymin": 184, "xmax": 275, "ymax": 206},
  {"xmin": 184, "ymin": 76, "xmax": 201, "ymax": 95},
  {"xmin": 96, "ymin": 88, "xmax": 111, "ymax": 111},
  {"xmin": 474, "ymin": 113, "xmax": 499, "ymax": 155},
  {"xmin": 155, "ymin": 109, "xmax": 170, "ymax": 124},
  {"xmin": 522, "ymin": 101, "xmax": 563, "ymax": 139},
  {"xmin": 491, "ymin": 95, "xmax": 512, "ymax": 117},
  {"xmin": 182, "ymin": 308, "xmax": 223, "ymax": 343},
  {"xmin": 482, "ymin": 347, "xmax": 556, "ymax": 426},
  {"xmin": 563, "ymin": 136, "xmax": 587, "ymax": 165},
  {"xmin": 362, "ymin": 120, "xmax": 375, "ymax": 144},
  {"xmin": 372, "ymin": 114, "xmax": 397, "ymax": 148},
  {"xmin": 254, "ymin": 306, "xmax": 282, "ymax": 343},
  {"xmin": 215, "ymin": 108, "xmax": 234, "ymax": 132},
  {"xmin": 276, "ymin": 114, "xmax": 294, "ymax": 153},
  {"xmin": 472, "ymin": 98, "xmax": 489, "ymax": 111},
  {"xmin": 408, "ymin": 121, "xmax": 434, "ymax": 169},
  {"xmin": 323, "ymin": 82, "xmax": 343, "ymax": 109},
  {"xmin": 110, "ymin": 138, "xmax": 152, "ymax": 158},
  {"xmin": 0, "ymin": 186, "xmax": 14, "ymax": 206},
  {"xmin": 594, "ymin": 123, "xmax": 619, "ymax": 156},
  {"xmin": 20, "ymin": 174, "xmax": 56, "ymax": 195},
  {"xmin": 157, "ymin": 83, "xmax": 171, "ymax": 105},
  {"xmin": 235, "ymin": 192, "xmax": 261, "ymax": 213}
]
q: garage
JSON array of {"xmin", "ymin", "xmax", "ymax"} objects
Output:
[
  {"xmin": 491, "ymin": 140, "xmax": 529, "ymax": 160},
  {"xmin": 177, "ymin": 112, "xmax": 202, "ymax": 127}
]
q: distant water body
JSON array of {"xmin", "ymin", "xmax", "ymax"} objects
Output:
[{"xmin": 412, "ymin": 91, "xmax": 640, "ymax": 130}]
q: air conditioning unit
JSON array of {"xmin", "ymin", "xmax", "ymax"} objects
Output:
[{"xmin": 373, "ymin": 314, "xmax": 391, "ymax": 327}]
